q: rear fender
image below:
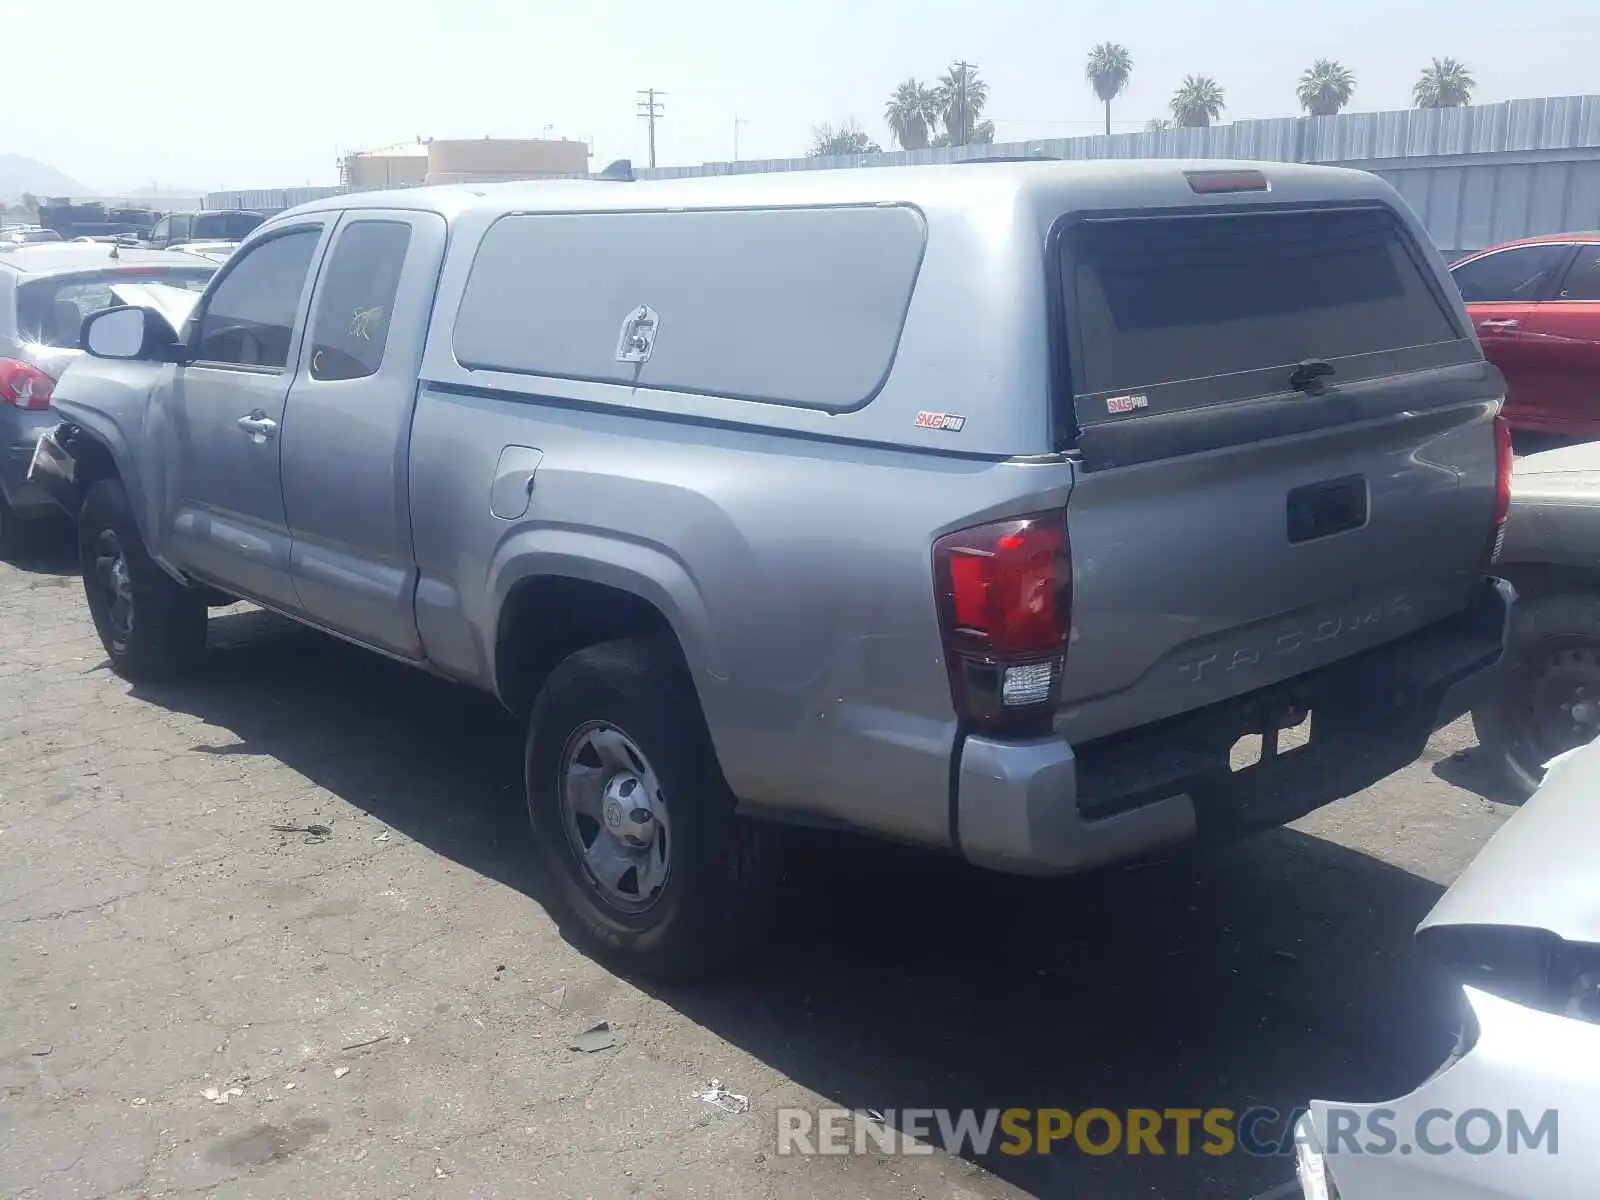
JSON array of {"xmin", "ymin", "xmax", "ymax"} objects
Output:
[{"xmin": 487, "ymin": 526, "xmax": 723, "ymax": 696}]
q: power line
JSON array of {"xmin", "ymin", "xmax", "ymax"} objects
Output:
[{"xmin": 636, "ymin": 89, "xmax": 666, "ymax": 169}]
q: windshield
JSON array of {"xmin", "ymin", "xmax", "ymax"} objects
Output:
[{"xmin": 16, "ymin": 267, "xmax": 215, "ymax": 348}]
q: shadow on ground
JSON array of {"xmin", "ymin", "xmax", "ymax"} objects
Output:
[
  {"xmin": 1430, "ymin": 744, "xmax": 1527, "ymax": 805},
  {"xmin": 4, "ymin": 516, "xmax": 76, "ymax": 577},
  {"xmin": 132, "ymin": 610, "xmax": 1463, "ymax": 1200}
]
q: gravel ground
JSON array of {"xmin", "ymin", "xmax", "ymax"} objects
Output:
[{"xmin": 0, "ymin": 536, "xmax": 1522, "ymax": 1199}]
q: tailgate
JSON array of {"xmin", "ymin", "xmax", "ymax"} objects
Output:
[{"xmin": 1053, "ymin": 202, "xmax": 1503, "ymax": 742}]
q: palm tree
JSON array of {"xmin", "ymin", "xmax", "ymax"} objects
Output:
[
  {"xmin": 884, "ymin": 79, "xmax": 940, "ymax": 151},
  {"xmin": 1145, "ymin": 117, "xmax": 1172, "ymax": 132},
  {"xmin": 1297, "ymin": 59, "xmax": 1356, "ymax": 116},
  {"xmin": 809, "ymin": 120, "xmax": 882, "ymax": 157},
  {"xmin": 934, "ymin": 62, "xmax": 990, "ymax": 147},
  {"xmin": 1170, "ymin": 75, "xmax": 1225, "ymax": 127},
  {"xmin": 1414, "ymin": 57, "xmax": 1475, "ymax": 108},
  {"xmin": 1086, "ymin": 43, "xmax": 1134, "ymax": 137}
]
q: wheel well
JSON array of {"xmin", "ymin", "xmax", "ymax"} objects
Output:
[
  {"xmin": 1495, "ymin": 561, "xmax": 1600, "ymax": 604},
  {"xmin": 64, "ymin": 429, "xmax": 119, "ymax": 514},
  {"xmin": 494, "ymin": 576, "xmax": 683, "ymax": 716}
]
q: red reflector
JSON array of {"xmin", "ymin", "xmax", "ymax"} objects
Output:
[
  {"xmin": 0, "ymin": 356, "xmax": 54, "ymax": 410},
  {"xmin": 1184, "ymin": 169, "xmax": 1269, "ymax": 195},
  {"xmin": 1492, "ymin": 413, "xmax": 1513, "ymax": 528}
]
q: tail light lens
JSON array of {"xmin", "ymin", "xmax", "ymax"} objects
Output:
[
  {"xmin": 0, "ymin": 357, "xmax": 55, "ymax": 410},
  {"xmin": 1489, "ymin": 413, "xmax": 1513, "ymax": 561},
  {"xmin": 933, "ymin": 511, "xmax": 1071, "ymax": 736}
]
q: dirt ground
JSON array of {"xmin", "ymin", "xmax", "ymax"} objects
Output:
[{"xmin": 0, "ymin": 538, "xmax": 1520, "ymax": 1199}]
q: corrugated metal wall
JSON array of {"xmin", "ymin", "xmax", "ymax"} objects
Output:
[{"xmin": 207, "ymin": 95, "xmax": 1600, "ymax": 256}]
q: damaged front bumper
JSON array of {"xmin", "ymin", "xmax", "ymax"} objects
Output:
[
  {"xmin": 25, "ymin": 422, "xmax": 81, "ymax": 516},
  {"xmin": 1299, "ymin": 985, "xmax": 1598, "ymax": 1199}
]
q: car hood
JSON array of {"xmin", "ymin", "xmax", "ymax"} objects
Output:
[{"xmin": 1419, "ymin": 735, "xmax": 1600, "ymax": 946}]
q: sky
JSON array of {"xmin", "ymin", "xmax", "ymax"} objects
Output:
[{"xmin": 5, "ymin": 0, "xmax": 1597, "ymax": 193}]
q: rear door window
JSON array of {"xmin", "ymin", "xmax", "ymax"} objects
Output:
[
  {"xmin": 1450, "ymin": 244, "xmax": 1571, "ymax": 303},
  {"xmin": 1065, "ymin": 207, "xmax": 1466, "ymax": 424},
  {"xmin": 307, "ymin": 220, "xmax": 413, "ymax": 381},
  {"xmin": 1554, "ymin": 246, "xmax": 1600, "ymax": 301}
]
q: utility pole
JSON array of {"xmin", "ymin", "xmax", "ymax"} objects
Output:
[
  {"xmin": 954, "ymin": 60, "xmax": 976, "ymax": 146},
  {"xmin": 733, "ymin": 113, "xmax": 747, "ymax": 161},
  {"xmin": 636, "ymin": 89, "xmax": 666, "ymax": 169}
]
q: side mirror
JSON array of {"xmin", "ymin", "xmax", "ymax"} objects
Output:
[{"xmin": 83, "ymin": 306, "xmax": 184, "ymax": 363}]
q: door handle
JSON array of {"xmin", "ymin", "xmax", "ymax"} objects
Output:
[
  {"xmin": 237, "ymin": 412, "xmax": 278, "ymax": 442},
  {"xmin": 1478, "ymin": 319, "xmax": 1520, "ymax": 331}
]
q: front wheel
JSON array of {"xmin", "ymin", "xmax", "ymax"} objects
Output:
[
  {"xmin": 1471, "ymin": 591, "xmax": 1600, "ymax": 798},
  {"xmin": 79, "ymin": 479, "xmax": 208, "ymax": 680},
  {"xmin": 524, "ymin": 637, "xmax": 782, "ymax": 978}
]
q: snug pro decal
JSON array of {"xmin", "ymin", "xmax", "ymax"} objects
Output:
[
  {"xmin": 914, "ymin": 410, "xmax": 967, "ymax": 432},
  {"xmin": 1105, "ymin": 393, "xmax": 1149, "ymax": 415}
]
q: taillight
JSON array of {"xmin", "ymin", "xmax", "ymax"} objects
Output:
[
  {"xmin": 1489, "ymin": 413, "xmax": 1513, "ymax": 561},
  {"xmin": 0, "ymin": 357, "xmax": 54, "ymax": 410},
  {"xmin": 933, "ymin": 511, "xmax": 1071, "ymax": 736}
]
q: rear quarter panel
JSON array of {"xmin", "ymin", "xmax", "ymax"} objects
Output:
[{"xmin": 408, "ymin": 386, "xmax": 1075, "ymax": 847}]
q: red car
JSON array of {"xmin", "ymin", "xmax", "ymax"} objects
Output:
[{"xmin": 1450, "ymin": 232, "xmax": 1600, "ymax": 436}]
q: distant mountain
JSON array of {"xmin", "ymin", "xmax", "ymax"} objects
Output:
[{"xmin": 0, "ymin": 154, "xmax": 89, "ymax": 200}]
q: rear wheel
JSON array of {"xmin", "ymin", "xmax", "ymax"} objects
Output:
[
  {"xmin": 524, "ymin": 637, "xmax": 782, "ymax": 978},
  {"xmin": 79, "ymin": 479, "xmax": 207, "ymax": 680},
  {"xmin": 1472, "ymin": 592, "xmax": 1600, "ymax": 797}
]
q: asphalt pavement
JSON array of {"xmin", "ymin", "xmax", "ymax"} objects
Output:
[{"xmin": 0, "ymin": 534, "xmax": 1521, "ymax": 1200}]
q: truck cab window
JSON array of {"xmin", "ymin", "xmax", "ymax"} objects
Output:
[
  {"xmin": 192, "ymin": 228, "xmax": 321, "ymax": 370},
  {"xmin": 308, "ymin": 220, "xmax": 413, "ymax": 382}
]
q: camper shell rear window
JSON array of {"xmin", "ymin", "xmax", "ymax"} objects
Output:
[
  {"xmin": 452, "ymin": 204, "xmax": 927, "ymax": 412},
  {"xmin": 1060, "ymin": 204, "xmax": 1470, "ymax": 430}
]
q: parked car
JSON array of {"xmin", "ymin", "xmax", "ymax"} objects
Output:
[
  {"xmin": 1296, "ymin": 732, "xmax": 1600, "ymax": 1199},
  {"xmin": 0, "ymin": 245, "xmax": 215, "ymax": 556},
  {"xmin": 2, "ymin": 227, "xmax": 63, "ymax": 245},
  {"xmin": 1466, "ymin": 437, "xmax": 1600, "ymax": 793},
  {"xmin": 33, "ymin": 161, "xmax": 1513, "ymax": 976},
  {"xmin": 1449, "ymin": 232, "xmax": 1600, "ymax": 437},
  {"xmin": 143, "ymin": 210, "xmax": 263, "ymax": 250}
]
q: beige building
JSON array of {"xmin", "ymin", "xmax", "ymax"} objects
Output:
[{"xmin": 341, "ymin": 137, "xmax": 590, "ymax": 188}]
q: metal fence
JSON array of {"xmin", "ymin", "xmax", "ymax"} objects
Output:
[{"xmin": 208, "ymin": 95, "xmax": 1600, "ymax": 257}]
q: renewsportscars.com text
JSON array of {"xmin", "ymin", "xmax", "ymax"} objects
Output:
[{"xmin": 775, "ymin": 1106, "xmax": 1559, "ymax": 1158}]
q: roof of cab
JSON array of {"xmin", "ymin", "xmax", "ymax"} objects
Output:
[
  {"xmin": 278, "ymin": 158, "xmax": 1400, "ymax": 224},
  {"xmin": 0, "ymin": 244, "xmax": 219, "ymax": 277}
]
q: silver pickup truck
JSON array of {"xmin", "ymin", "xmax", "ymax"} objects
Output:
[{"xmin": 32, "ymin": 160, "xmax": 1513, "ymax": 976}]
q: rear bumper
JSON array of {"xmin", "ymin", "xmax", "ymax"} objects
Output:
[{"xmin": 958, "ymin": 576, "xmax": 1515, "ymax": 875}]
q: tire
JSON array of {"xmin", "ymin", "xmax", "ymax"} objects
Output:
[
  {"xmin": 78, "ymin": 478, "xmax": 207, "ymax": 680},
  {"xmin": 1471, "ymin": 591, "xmax": 1600, "ymax": 799},
  {"xmin": 524, "ymin": 637, "xmax": 782, "ymax": 978}
]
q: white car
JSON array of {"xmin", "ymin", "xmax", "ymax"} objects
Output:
[{"xmin": 1297, "ymin": 737, "xmax": 1600, "ymax": 1198}]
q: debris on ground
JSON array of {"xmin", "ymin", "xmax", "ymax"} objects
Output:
[
  {"xmin": 334, "ymin": 1067, "xmax": 351, "ymax": 1079},
  {"xmin": 341, "ymin": 1034, "xmax": 390, "ymax": 1051},
  {"xmin": 130, "ymin": 1097, "xmax": 148, "ymax": 1106},
  {"xmin": 201, "ymin": 1085, "xmax": 244, "ymax": 1105},
  {"xmin": 270, "ymin": 822, "xmax": 332, "ymax": 843},
  {"xmin": 1270, "ymin": 949, "xmax": 1301, "ymax": 965},
  {"xmin": 374, "ymin": 830, "xmax": 390, "ymax": 842},
  {"xmin": 693, "ymin": 1079, "xmax": 750, "ymax": 1115},
  {"xmin": 570, "ymin": 1022, "xmax": 618, "ymax": 1053},
  {"xmin": 30, "ymin": 1045, "xmax": 51, "ymax": 1057}
]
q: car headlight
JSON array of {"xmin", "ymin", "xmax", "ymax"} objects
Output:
[{"xmin": 1294, "ymin": 1115, "xmax": 1339, "ymax": 1200}]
